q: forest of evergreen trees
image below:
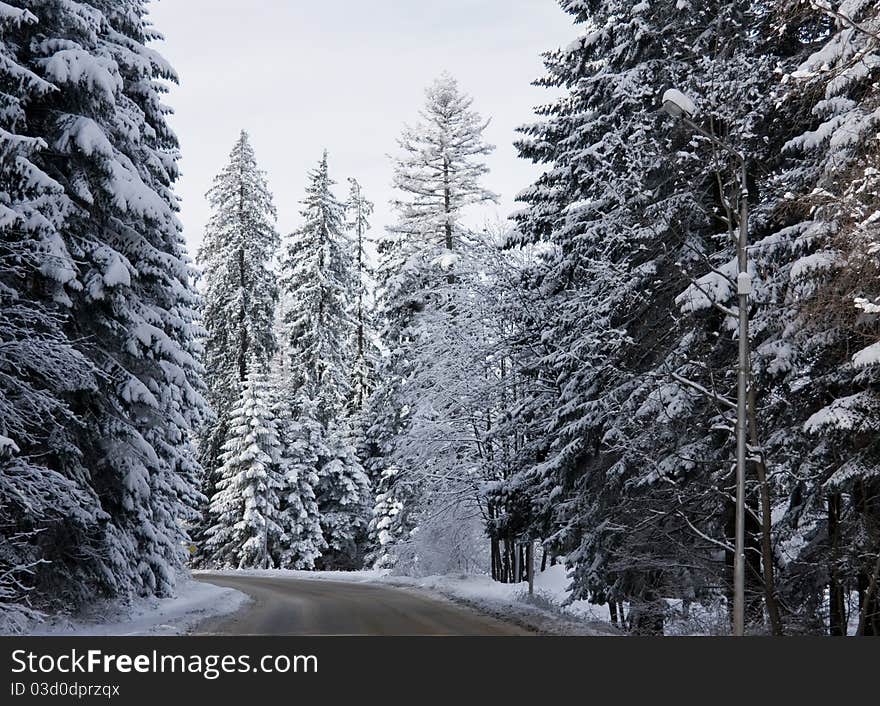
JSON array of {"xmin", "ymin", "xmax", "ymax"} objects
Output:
[{"xmin": 2, "ymin": 0, "xmax": 879, "ymax": 636}]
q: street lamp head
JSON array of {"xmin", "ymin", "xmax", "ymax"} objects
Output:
[{"xmin": 661, "ymin": 88, "xmax": 697, "ymax": 120}]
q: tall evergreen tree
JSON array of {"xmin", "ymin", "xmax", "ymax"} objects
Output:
[
  {"xmin": 753, "ymin": 0, "xmax": 880, "ymax": 635},
  {"xmin": 197, "ymin": 131, "xmax": 279, "ymax": 507},
  {"xmin": 390, "ymin": 73, "xmax": 497, "ymax": 257},
  {"xmin": 365, "ymin": 75, "xmax": 498, "ymax": 570},
  {"xmin": 281, "ymin": 151, "xmax": 353, "ymax": 418},
  {"xmin": 499, "ymin": 0, "xmax": 880, "ymax": 635},
  {"xmin": 280, "ymin": 152, "xmax": 370, "ymax": 569},
  {"xmin": 0, "ymin": 3, "xmax": 99, "ymax": 626},
  {"xmin": 345, "ymin": 177, "xmax": 377, "ymax": 414},
  {"xmin": 510, "ymin": 0, "xmax": 775, "ymax": 632},
  {"xmin": 316, "ymin": 421, "xmax": 372, "ymax": 570},
  {"xmin": 1, "ymin": 0, "xmax": 207, "ymax": 614}
]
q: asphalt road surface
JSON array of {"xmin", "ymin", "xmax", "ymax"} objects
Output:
[{"xmin": 193, "ymin": 574, "xmax": 533, "ymax": 636}]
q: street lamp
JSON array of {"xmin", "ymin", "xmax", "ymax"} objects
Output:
[{"xmin": 661, "ymin": 88, "xmax": 751, "ymax": 637}]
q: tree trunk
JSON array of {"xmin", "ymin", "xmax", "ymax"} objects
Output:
[
  {"xmin": 502, "ymin": 538, "xmax": 511, "ymax": 584},
  {"xmin": 745, "ymin": 498, "xmax": 764, "ymax": 627},
  {"xmin": 724, "ymin": 499, "xmax": 736, "ymax": 627},
  {"xmin": 857, "ymin": 552, "xmax": 880, "ymax": 636},
  {"xmin": 855, "ymin": 479, "xmax": 880, "ymax": 636},
  {"xmin": 609, "ymin": 600, "xmax": 619, "ymax": 627},
  {"xmin": 443, "ymin": 158, "xmax": 455, "ymax": 285},
  {"xmin": 514, "ymin": 542, "xmax": 521, "ymax": 583},
  {"xmin": 747, "ymin": 384, "xmax": 783, "ymax": 635},
  {"xmin": 527, "ymin": 541, "xmax": 534, "ymax": 595},
  {"xmin": 238, "ymin": 246, "xmax": 249, "ymax": 382},
  {"xmin": 828, "ymin": 493, "xmax": 847, "ymax": 636}
]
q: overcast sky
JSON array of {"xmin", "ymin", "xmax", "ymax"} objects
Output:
[{"xmin": 147, "ymin": 0, "xmax": 574, "ymax": 255}]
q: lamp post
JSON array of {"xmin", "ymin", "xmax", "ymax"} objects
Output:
[{"xmin": 661, "ymin": 89, "xmax": 750, "ymax": 637}]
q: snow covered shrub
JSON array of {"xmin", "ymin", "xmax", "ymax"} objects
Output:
[{"xmin": 387, "ymin": 496, "xmax": 490, "ymax": 578}]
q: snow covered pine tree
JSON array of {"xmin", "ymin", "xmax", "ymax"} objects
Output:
[
  {"xmin": 505, "ymin": 0, "xmax": 880, "ymax": 635},
  {"xmin": 269, "ymin": 384, "xmax": 325, "ymax": 570},
  {"xmin": 344, "ymin": 177, "xmax": 378, "ymax": 416},
  {"xmin": 755, "ymin": 0, "xmax": 880, "ymax": 635},
  {"xmin": 511, "ymin": 0, "xmax": 780, "ymax": 633},
  {"xmin": 1, "ymin": 2, "xmax": 98, "ymax": 630},
  {"xmin": 197, "ymin": 130, "xmax": 280, "ymax": 545},
  {"xmin": 365, "ymin": 74, "xmax": 498, "ymax": 573},
  {"xmin": 203, "ymin": 365, "xmax": 286, "ymax": 569},
  {"xmin": 1, "ymin": 0, "xmax": 206, "ymax": 625},
  {"xmin": 280, "ymin": 151, "xmax": 370, "ymax": 570}
]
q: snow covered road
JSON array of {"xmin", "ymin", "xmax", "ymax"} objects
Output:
[{"xmin": 192, "ymin": 574, "xmax": 533, "ymax": 636}]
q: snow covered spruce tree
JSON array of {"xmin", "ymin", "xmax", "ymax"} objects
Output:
[
  {"xmin": 0, "ymin": 0, "xmax": 207, "ymax": 615},
  {"xmin": 269, "ymin": 380, "xmax": 326, "ymax": 570},
  {"xmin": 509, "ymin": 0, "xmax": 781, "ymax": 632},
  {"xmin": 365, "ymin": 74, "xmax": 498, "ymax": 572},
  {"xmin": 747, "ymin": 0, "xmax": 880, "ymax": 635},
  {"xmin": 501, "ymin": 0, "xmax": 880, "ymax": 635},
  {"xmin": 343, "ymin": 177, "xmax": 386, "ymax": 558},
  {"xmin": 204, "ymin": 365, "xmax": 285, "ymax": 569},
  {"xmin": 280, "ymin": 152, "xmax": 370, "ymax": 570},
  {"xmin": 0, "ymin": 3, "xmax": 100, "ymax": 628},
  {"xmin": 345, "ymin": 177, "xmax": 378, "ymax": 415},
  {"xmin": 282, "ymin": 152, "xmax": 353, "ymax": 418},
  {"xmin": 659, "ymin": 0, "xmax": 880, "ymax": 635},
  {"xmin": 197, "ymin": 131, "xmax": 279, "ymax": 521}
]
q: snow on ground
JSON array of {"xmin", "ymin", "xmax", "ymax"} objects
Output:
[
  {"xmin": 18, "ymin": 579, "xmax": 250, "ymax": 636},
  {"xmin": 196, "ymin": 565, "xmax": 620, "ymax": 636},
  {"xmin": 380, "ymin": 570, "xmax": 619, "ymax": 636}
]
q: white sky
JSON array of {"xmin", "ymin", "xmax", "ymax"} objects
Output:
[{"xmin": 147, "ymin": 0, "xmax": 574, "ymax": 255}]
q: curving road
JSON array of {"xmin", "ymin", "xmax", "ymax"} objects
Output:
[{"xmin": 193, "ymin": 574, "xmax": 533, "ymax": 636}]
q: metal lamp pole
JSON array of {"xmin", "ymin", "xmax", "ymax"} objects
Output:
[{"xmin": 662, "ymin": 95, "xmax": 750, "ymax": 636}]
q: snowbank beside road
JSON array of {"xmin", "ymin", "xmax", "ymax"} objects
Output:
[
  {"xmin": 380, "ymin": 569, "xmax": 619, "ymax": 636},
  {"xmin": 20, "ymin": 579, "xmax": 250, "ymax": 636}
]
